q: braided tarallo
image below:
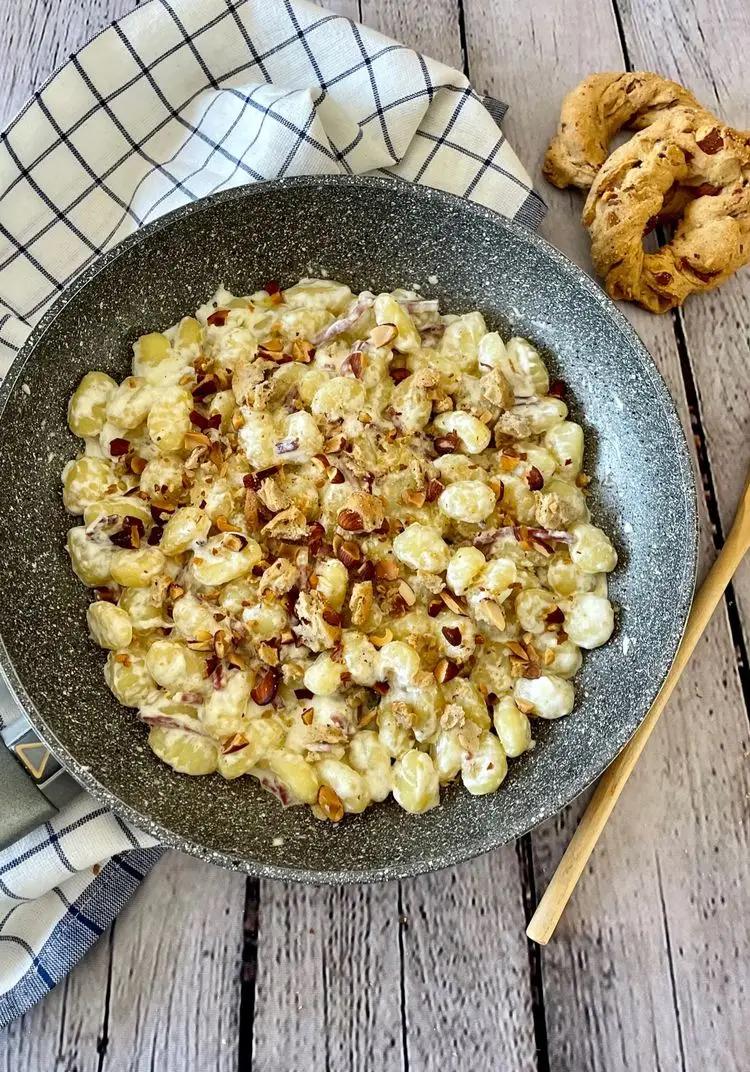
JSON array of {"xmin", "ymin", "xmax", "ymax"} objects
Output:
[
  {"xmin": 543, "ymin": 71, "xmax": 703, "ymax": 189},
  {"xmin": 582, "ymin": 108, "xmax": 750, "ymax": 312},
  {"xmin": 544, "ymin": 72, "xmax": 750, "ymax": 311}
]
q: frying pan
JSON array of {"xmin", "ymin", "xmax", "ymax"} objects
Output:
[{"xmin": 0, "ymin": 176, "xmax": 697, "ymax": 882}]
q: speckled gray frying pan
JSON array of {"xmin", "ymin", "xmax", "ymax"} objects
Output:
[{"xmin": 0, "ymin": 175, "xmax": 697, "ymax": 882}]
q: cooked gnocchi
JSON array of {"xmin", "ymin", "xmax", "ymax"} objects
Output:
[{"xmin": 63, "ymin": 278, "xmax": 617, "ymax": 823}]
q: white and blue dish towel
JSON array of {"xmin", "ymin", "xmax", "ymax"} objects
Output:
[{"xmin": 0, "ymin": 0, "xmax": 544, "ymax": 1026}]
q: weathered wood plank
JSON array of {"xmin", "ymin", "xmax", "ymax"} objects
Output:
[
  {"xmin": 464, "ymin": 1, "xmax": 750, "ymax": 1070},
  {"xmin": 0, "ymin": 854, "xmax": 246, "ymax": 1070},
  {"xmin": 100, "ymin": 853, "xmax": 245, "ymax": 1072},
  {"xmin": 399, "ymin": 852, "xmax": 538, "ymax": 1072},
  {"xmin": 322, "ymin": 0, "xmax": 361, "ymax": 19},
  {"xmin": 253, "ymin": 858, "xmax": 538, "ymax": 1072},
  {"xmin": 253, "ymin": 881, "xmax": 404, "ymax": 1072},
  {"xmin": 0, "ymin": 0, "xmax": 139, "ymax": 128},
  {"xmin": 360, "ymin": 0, "xmax": 464, "ymax": 68},
  {"xmin": 606, "ymin": 5, "xmax": 750, "ymax": 1066},
  {"xmin": 617, "ymin": 0, "xmax": 750, "ymax": 676}
]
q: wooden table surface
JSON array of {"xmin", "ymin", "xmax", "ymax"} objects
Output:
[{"xmin": 2, "ymin": 1, "xmax": 749, "ymax": 1069}]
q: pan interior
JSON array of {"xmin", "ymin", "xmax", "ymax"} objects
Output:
[{"xmin": 0, "ymin": 177, "xmax": 696, "ymax": 881}]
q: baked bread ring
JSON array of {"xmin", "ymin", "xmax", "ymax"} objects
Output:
[
  {"xmin": 543, "ymin": 72, "xmax": 703, "ymax": 189},
  {"xmin": 583, "ymin": 108, "xmax": 750, "ymax": 312}
]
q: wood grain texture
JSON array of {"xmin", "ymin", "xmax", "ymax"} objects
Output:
[
  {"xmin": 101, "ymin": 854, "xmax": 245, "ymax": 1072},
  {"xmin": 321, "ymin": 0, "xmax": 361, "ymax": 19},
  {"xmin": 359, "ymin": 0, "xmax": 464, "ymax": 69},
  {"xmin": 252, "ymin": 882, "xmax": 404, "ymax": 1072},
  {"xmin": 464, "ymin": 1, "xmax": 750, "ymax": 1070},
  {"xmin": 0, "ymin": 0, "xmax": 141, "ymax": 129},
  {"xmin": 1, "ymin": 926, "xmax": 110, "ymax": 1072},
  {"xmin": 617, "ymin": 0, "xmax": 750, "ymax": 666},
  {"xmin": 399, "ymin": 852, "xmax": 537, "ymax": 1072},
  {"xmin": 529, "ymin": 474, "xmax": 750, "ymax": 943},
  {"xmin": 2, "ymin": 854, "xmax": 246, "ymax": 1071}
]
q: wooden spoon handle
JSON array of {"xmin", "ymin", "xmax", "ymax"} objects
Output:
[{"xmin": 526, "ymin": 478, "xmax": 750, "ymax": 946}]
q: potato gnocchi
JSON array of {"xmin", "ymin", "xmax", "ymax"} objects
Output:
[{"xmin": 62, "ymin": 278, "xmax": 617, "ymax": 822}]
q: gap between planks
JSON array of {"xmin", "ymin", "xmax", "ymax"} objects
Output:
[{"xmin": 609, "ymin": 0, "xmax": 750, "ymax": 733}]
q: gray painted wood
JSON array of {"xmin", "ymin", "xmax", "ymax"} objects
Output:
[
  {"xmin": 1, "ymin": 0, "xmax": 749, "ymax": 1070},
  {"xmin": 101, "ymin": 854, "xmax": 245, "ymax": 1072},
  {"xmin": 1, "ymin": 927, "xmax": 110, "ymax": 1072},
  {"xmin": 0, "ymin": 0, "xmax": 141, "ymax": 125},
  {"xmin": 252, "ymin": 881, "xmax": 404, "ymax": 1072},
  {"xmin": 618, "ymin": 0, "xmax": 750, "ymax": 665},
  {"xmin": 398, "ymin": 853, "xmax": 538, "ymax": 1072},
  {"xmin": 322, "ymin": 0, "xmax": 361, "ymax": 18},
  {"xmin": 1, "ymin": 854, "xmax": 246, "ymax": 1072},
  {"xmin": 360, "ymin": 0, "xmax": 464, "ymax": 68}
]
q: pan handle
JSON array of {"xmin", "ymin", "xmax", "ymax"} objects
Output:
[
  {"xmin": 0, "ymin": 675, "xmax": 81, "ymax": 850},
  {"xmin": 0, "ymin": 738, "xmax": 57, "ymax": 848}
]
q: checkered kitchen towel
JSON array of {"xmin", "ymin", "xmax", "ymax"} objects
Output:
[{"xmin": 0, "ymin": 0, "xmax": 545, "ymax": 1026}]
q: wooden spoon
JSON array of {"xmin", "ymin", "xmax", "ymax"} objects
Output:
[{"xmin": 526, "ymin": 474, "xmax": 750, "ymax": 945}]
